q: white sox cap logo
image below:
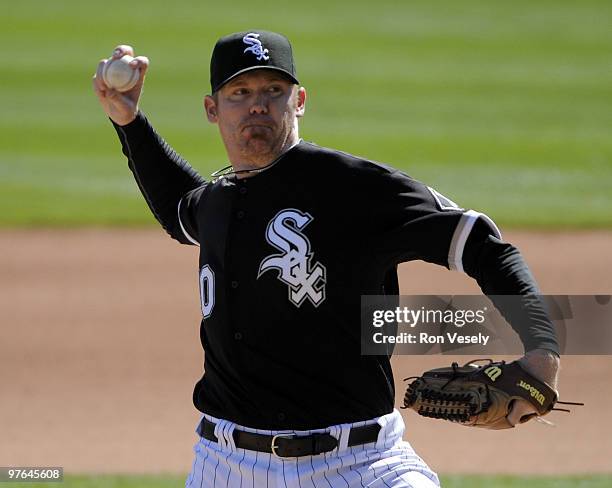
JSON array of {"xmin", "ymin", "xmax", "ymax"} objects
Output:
[
  {"xmin": 243, "ymin": 33, "xmax": 270, "ymax": 61},
  {"xmin": 258, "ymin": 209, "xmax": 326, "ymax": 307}
]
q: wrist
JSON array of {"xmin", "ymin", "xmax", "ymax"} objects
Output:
[
  {"xmin": 110, "ymin": 110, "xmax": 142, "ymax": 129},
  {"xmin": 113, "ymin": 111, "xmax": 138, "ymax": 126},
  {"xmin": 524, "ymin": 348, "xmax": 560, "ymax": 361},
  {"xmin": 519, "ymin": 348, "xmax": 560, "ymax": 390}
]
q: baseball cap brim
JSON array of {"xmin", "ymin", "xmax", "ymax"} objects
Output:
[{"xmin": 214, "ymin": 66, "xmax": 299, "ymax": 93}]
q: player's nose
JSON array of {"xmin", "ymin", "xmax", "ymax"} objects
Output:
[{"xmin": 249, "ymin": 92, "xmax": 269, "ymax": 115}]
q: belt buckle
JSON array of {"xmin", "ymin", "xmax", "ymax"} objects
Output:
[{"xmin": 271, "ymin": 433, "xmax": 295, "ymax": 459}]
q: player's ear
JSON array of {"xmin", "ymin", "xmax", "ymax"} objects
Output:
[
  {"xmin": 295, "ymin": 87, "xmax": 306, "ymax": 118},
  {"xmin": 204, "ymin": 95, "xmax": 218, "ymax": 123}
]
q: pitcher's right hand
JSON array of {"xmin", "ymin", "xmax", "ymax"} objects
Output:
[{"xmin": 93, "ymin": 45, "xmax": 149, "ymax": 126}]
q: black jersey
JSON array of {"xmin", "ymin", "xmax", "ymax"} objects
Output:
[{"xmin": 113, "ymin": 112, "xmax": 559, "ymax": 430}]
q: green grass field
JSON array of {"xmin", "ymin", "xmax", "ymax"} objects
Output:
[
  {"xmin": 5, "ymin": 474, "xmax": 612, "ymax": 488},
  {"xmin": 1, "ymin": 0, "xmax": 611, "ymax": 228}
]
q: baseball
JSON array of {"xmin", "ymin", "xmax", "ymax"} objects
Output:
[{"xmin": 102, "ymin": 55, "xmax": 140, "ymax": 92}]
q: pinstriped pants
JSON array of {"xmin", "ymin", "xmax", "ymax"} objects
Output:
[{"xmin": 185, "ymin": 409, "xmax": 440, "ymax": 488}]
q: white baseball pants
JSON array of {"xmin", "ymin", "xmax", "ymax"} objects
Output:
[{"xmin": 185, "ymin": 409, "xmax": 440, "ymax": 488}]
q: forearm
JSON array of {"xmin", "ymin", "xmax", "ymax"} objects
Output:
[
  {"xmin": 463, "ymin": 230, "xmax": 560, "ymax": 356},
  {"xmin": 112, "ymin": 111, "xmax": 206, "ymax": 239}
]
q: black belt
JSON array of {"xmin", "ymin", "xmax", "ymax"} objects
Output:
[{"xmin": 198, "ymin": 418, "xmax": 381, "ymax": 458}]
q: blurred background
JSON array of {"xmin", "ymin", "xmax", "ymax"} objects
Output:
[
  {"xmin": 1, "ymin": 0, "xmax": 611, "ymax": 227},
  {"xmin": 1, "ymin": 0, "xmax": 611, "ymax": 485}
]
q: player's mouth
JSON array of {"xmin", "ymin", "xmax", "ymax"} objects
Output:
[
  {"xmin": 242, "ymin": 124, "xmax": 273, "ymax": 130},
  {"xmin": 241, "ymin": 125, "xmax": 275, "ymax": 139},
  {"xmin": 241, "ymin": 116, "xmax": 275, "ymax": 132},
  {"xmin": 242, "ymin": 121, "xmax": 274, "ymax": 130}
]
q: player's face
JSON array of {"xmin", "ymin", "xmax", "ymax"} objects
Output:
[{"xmin": 204, "ymin": 70, "xmax": 306, "ymax": 168}]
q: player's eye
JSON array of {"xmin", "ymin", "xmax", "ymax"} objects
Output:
[
  {"xmin": 226, "ymin": 87, "xmax": 250, "ymax": 99},
  {"xmin": 267, "ymin": 85, "xmax": 283, "ymax": 95}
]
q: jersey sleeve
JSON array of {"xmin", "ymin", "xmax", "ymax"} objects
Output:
[
  {"xmin": 365, "ymin": 166, "xmax": 559, "ymax": 355},
  {"xmin": 112, "ymin": 111, "xmax": 207, "ymax": 245},
  {"xmin": 365, "ymin": 167, "xmax": 497, "ymax": 269}
]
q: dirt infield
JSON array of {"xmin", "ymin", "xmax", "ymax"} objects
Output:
[{"xmin": 0, "ymin": 229, "xmax": 610, "ymax": 475}]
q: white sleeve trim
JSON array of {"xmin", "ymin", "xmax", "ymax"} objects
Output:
[
  {"xmin": 448, "ymin": 210, "xmax": 501, "ymax": 273},
  {"xmin": 177, "ymin": 197, "xmax": 200, "ymax": 246}
]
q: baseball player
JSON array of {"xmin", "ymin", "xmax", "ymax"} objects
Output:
[{"xmin": 93, "ymin": 31, "xmax": 561, "ymax": 487}]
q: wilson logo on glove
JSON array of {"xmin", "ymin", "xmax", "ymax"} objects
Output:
[
  {"xmin": 517, "ymin": 381, "xmax": 546, "ymax": 406},
  {"xmin": 484, "ymin": 366, "xmax": 502, "ymax": 381}
]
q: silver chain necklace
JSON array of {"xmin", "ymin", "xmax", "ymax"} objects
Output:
[
  {"xmin": 210, "ymin": 157, "xmax": 282, "ymax": 179},
  {"xmin": 210, "ymin": 139, "xmax": 302, "ymax": 180}
]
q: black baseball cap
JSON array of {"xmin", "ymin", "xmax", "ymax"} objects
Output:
[{"xmin": 210, "ymin": 30, "xmax": 299, "ymax": 93}]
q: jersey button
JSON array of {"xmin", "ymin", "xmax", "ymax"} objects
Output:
[
  {"xmin": 277, "ymin": 412, "xmax": 286, "ymax": 421},
  {"xmin": 234, "ymin": 332, "xmax": 243, "ymax": 341},
  {"xmin": 231, "ymin": 280, "xmax": 239, "ymax": 289},
  {"xmin": 239, "ymin": 187, "xmax": 247, "ymax": 195},
  {"xmin": 236, "ymin": 210, "xmax": 245, "ymax": 219}
]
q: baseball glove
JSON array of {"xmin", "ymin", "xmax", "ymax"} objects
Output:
[{"xmin": 402, "ymin": 359, "xmax": 582, "ymax": 429}]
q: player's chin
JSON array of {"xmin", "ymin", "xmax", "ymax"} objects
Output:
[{"xmin": 243, "ymin": 135, "xmax": 275, "ymax": 154}]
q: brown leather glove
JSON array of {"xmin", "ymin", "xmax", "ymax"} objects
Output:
[{"xmin": 402, "ymin": 359, "xmax": 582, "ymax": 429}]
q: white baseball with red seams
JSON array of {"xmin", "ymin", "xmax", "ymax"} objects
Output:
[{"xmin": 102, "ymin": 55, "xmax": 140, "ymax": 92}]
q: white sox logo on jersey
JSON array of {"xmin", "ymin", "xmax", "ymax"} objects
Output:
[
  {"xmin": 242, "ymin": 33, "xmax": 270, "ymax": 61},
  {"xmin": 258, "ymin": 209, "xmax": 326, "ymax": 308}
]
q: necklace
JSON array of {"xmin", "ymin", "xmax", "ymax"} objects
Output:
[
  {"xmin": 210, "ymin": 139, "xmax": 303, "ymax": 180},
  {"xmin": 210, "ymin": 157, "xmax": 282, "ymax": 179}
]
